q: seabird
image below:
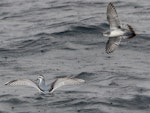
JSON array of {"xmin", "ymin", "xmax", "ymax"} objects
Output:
[
  {"xmin": 5, "ymin": 75, "xmax": 85, "ymax": 94},
  {"xmin": 102, "ymin": 2, "xmax": 136, "ymax": 54}
]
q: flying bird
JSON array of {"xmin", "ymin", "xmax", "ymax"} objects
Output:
[
  {"xmin": 102, "ymin": 2, "xmax": 136, "ymax": 54},
  {"xmin": 5, "ymin": 75, "xmax": 85, "ymax": 94}
]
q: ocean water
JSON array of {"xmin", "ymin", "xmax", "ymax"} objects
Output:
[{"xmin": 0, "ymin": 0, "xmax": 150, "ymax": 113}]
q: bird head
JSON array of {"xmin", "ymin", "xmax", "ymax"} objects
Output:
[{"xmin": 37, "ymin": 75, "xmax": 44, "ymax": 81}]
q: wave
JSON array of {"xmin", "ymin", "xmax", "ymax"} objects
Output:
[
  {"xmin": 51, "ymin": 24, "xmax": 104, "ymax": 36},
  {"xmin": 0, "ymin": 98, "xmax": 28, "ymax": 104},
  {"xmin": 109, "ymin": 95, "xmax": 150, "ymax": 110}
]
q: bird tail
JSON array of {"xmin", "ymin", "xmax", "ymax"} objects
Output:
[{"xmin": 127, "ymin": 24, "xmax": 136, "ymax": 39}]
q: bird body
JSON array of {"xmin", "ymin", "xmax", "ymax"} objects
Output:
[
  {"xmin": 5, "ymin": 75, "xmax": 85, "ymax": 94},
  {"xmin": 102, "ymin": 2, "xmax": 136, "ymax": 54},
  {"xmin": 103, "ymin": 29, "xmax": 125, "ymax": 37}
]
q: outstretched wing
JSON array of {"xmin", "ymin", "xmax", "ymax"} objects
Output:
[
  {"xmin": 106, "ymin": 37, "xmax": 122, "ymax": 54},
  {"xmin": 5, "ymin": 79, "xmax": 41, "ymax": 92},
  {"xmin": 107, "ymin": 2, "xmax": 120, "ymax": 29},
  {"xmin": 49, "ymin": 78, "xmax": 85, "ymax": 93}
]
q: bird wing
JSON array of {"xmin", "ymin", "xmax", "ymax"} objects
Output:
[
  {"xmin": 107, "ymin": 2, "xmax": 120, "ymax": 30},
  {"xmin": 49, "ymin": 78, "xmax": 85, "ymax": 93},
  {"xmin": 106, "ymin": 37, "xmax": 122, "ymax": 54},
  {"xmin": 5, "ymin": 79, "xmax": 41, "ymax": 92}
]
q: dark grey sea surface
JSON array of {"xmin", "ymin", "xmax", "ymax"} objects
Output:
[{"xmin": 0, "ymin": 0, "xmax": 150, "ymax": 113}]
